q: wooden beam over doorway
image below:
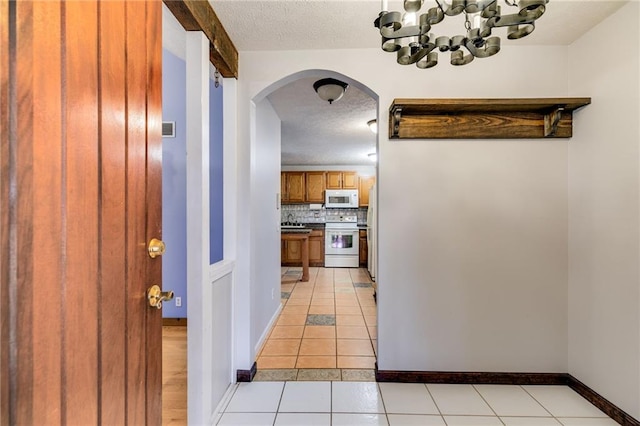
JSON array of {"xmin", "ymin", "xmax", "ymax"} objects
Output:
[{"xmin": 163, "ymin": 0, "xmax": 239, "ymax": 79}]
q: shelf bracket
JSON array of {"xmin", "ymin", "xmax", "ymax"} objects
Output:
[
  {"xmin": 544, "ymin": 106, "xmax": 565, "ymax": 138},
  {"xmin": 390, "ymin": 105, "xmax": 403, "ymax": 139}
]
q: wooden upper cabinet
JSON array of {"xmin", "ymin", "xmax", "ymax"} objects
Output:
[
  {"xmin": 282, "ymin": 172, "xmax": 305, "ymax": 203},
  {"xmin": 288, "ymin": 172, "xmax": 305, "ymax": 202},
  {"xmin": 281, "ymin": 172, "xmax": 287, "ymax": 202},
  {"xmin": 305, "ymin": 172, "xmax": 326, "ymax": 203},
  {"xmin": 326, "ymin": 171, "xmax": 358, "ymax": 189},
  {"xmin": 358, "ymin": 176, "xmax": 376, "ymax": 207},
  {"xmin": 342, "ymin": 172, "xmax": 358, "ymax": 189},
  {"xmin": 326, "ymin": 171, "xmax": 342, "ymax": 189}
]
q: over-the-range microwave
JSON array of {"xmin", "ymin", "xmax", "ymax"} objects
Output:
[{"xmin": 325, "ymin": 189, "xmax": 359, "ymax": 209}]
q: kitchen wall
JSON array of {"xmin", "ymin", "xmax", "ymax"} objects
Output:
[{"xmin": 568, "ymin": 3, "xmax": 640, "ymax": 419}]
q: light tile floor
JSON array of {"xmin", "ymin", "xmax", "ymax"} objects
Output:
[
  {"xmin": 256, "ymin": 267, "xmax": 377, "ymax": 381},
  {"xmin": 216, "ymin": 381, "xmax": 617, "ymax": 426}
]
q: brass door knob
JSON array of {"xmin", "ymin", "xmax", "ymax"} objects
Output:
[
  {"xmin": 147, "ymin": 285, "xmax": 174, "ymax": 309},
  {"xmin": 148, "ymin": 238, "xmax": 166, "ymax": 258}
]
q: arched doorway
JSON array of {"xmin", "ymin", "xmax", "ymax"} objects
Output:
[{"xmin": 248, "ymin": 70, "xmax": 380, "ymax": 380}]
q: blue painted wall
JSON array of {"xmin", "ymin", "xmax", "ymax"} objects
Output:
[
  {"xmin": 162, "ymin": 50, "xmax": 225, "ymax": 318},
  {"xmin": 162, "ymin": 49, "xmax": 187, "ymax": 318},
  {"xmin": 210, "ymin": 76, "xmax": 224, "ymax": 264}
]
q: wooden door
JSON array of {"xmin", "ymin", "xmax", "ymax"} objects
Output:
[
  {"xmin": 286, "ymin": 240, "xmax": 302, "ymax": 263},
  {"xmin": 359, "ymin": 230, "xmax": 368, "ymax": 266},
  {"xmin": 342, "ymin": 172, "xmax": 359, "ymax": 189},
  {"xmin": 326, "ymin": 171, "xmax": 342, "ymax": 189},
  {"xmin": 305, "ymin": 172, "xmax": 325, "ymax": 203},
  {"xmin": 1, "ymin": 1, "xmax": 163, "ymax": 424},
  {"xmin": 309, "ymin": 230, "xmax": 325, "ymax": 266},
  {"xmin": 287, "ymin": 172, "xmax": 305, "ymax": 203},
  {"xmin": 359, "ymin": 176, "xmax": 376, "ymax": 207},
  {"xmin": 281, "ymin": 172, "xmax": 288, "ymax": 202}
]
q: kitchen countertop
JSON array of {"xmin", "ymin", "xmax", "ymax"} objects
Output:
[
  {"xmin": 280, "ymin": 228, "xmax": 312, "ymax": 234},
  {"xmin": 280, "ymin": 223, "xmax": 368, "ymax": 231}
]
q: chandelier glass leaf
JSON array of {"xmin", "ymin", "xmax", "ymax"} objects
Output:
[{"xmin": 374, "ymin": 0, "xmax": 548, "ymax": 68}]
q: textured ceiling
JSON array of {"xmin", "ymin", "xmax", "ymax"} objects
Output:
[
  {"xmin": 267, "ymin": 77, "xmax": 377, "ymax": 166},
  {"xmin": 211, "ymin": 0, "xmax": 627, "ymax": 50},
  {"xmin": 207, "ymin": 0, "xmax": 627, "ymax": 166}
]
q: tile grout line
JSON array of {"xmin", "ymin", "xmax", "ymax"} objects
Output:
[
  {"xmin": 271, "ymin": 381, "xmax": 287, "ymax": 426},
  {"xmin": 519, "ymin": 385, "xmax": 558, "ymax": 420},
  {"xmin": 471, "ymin": 384, "xmax": 507, "ymax": 425},
  {"xmin": 423, "ymin": 383, "xmax": 448, "ymax": 425}
]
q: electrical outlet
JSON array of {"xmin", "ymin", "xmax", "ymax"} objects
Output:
[
  {"xmin": 175, "ymin": 296, "xmax": 182, "ymax": 307},
  {"xmin": 271, "ymin": 289, "xmax": 275, "ymax": 300}
]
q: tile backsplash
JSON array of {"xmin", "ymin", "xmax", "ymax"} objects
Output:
[{"xmin": 281, "ymin": 204, "xmax": 367, "ymax": 225}]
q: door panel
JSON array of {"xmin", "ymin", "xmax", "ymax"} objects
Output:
[
  {"xmin": 31, "ymin": 2, "xmax": 64, "ymax": 424},
  {"xmin": 64, "ymin": 2, "xmax": 100, "ymax": 423},
  {"xmin": 1, "ymin": 1, "xmax": 163, "ymax": 423},
  {"xmin": 145, "ymin": 0, "xmax": 163, "ymax": 417},
  {"xmin": 99, "ymin": 1, "xmax": 127, "ymax": 423}
]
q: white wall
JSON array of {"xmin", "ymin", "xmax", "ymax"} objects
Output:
[
  {"xmin": 235, "ymin": 44, "xmax": 571, "ymax": 374},
  {"xmin": 250, "ymin": 99, "xmax": 283, "ymax": 357},
  {"xmin": 568, "ymin": 3, "xmax": 640, "ymax": 419}
]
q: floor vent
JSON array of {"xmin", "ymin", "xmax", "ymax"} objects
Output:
[{"xmin": 162, "ymin": 121, "xmax": 175, "ymax": 138}]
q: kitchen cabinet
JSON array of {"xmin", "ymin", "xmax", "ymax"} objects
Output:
[
  {"xmin": 282, "ymin": 229, "xmax": 324, "ymax": 267},
  {"xmin": 282, "ymin": 239, "xmax": 302, "ymax": 264},
  {"xmin": 309, "ymin": 229, "xmax": 324, "ymax": 266},
  {"xmin": 281, "ymin": 233, "xmax": 310, "ymax": 281},
  {"xmin": 359, "ymin": 229, "xmax": 368, "ymax": 267},
  {"xmin": 281, "ymin": 172, "xmax": 305, "ymax": 203},
  {"xmin": 326, "ymin": 171, "xmax": 358, "ymax": 190},
  {"xmin": 305, "ymin": 172, "xmax": 325, "ymax": 203},
  {"xmin": 358, "ymin": 175, "xmax": 375, "ymax": 207}
]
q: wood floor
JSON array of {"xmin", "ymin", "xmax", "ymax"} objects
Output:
[{"xmin": 162, "ymin": 326, "xmax": 187, "ymax": 425}]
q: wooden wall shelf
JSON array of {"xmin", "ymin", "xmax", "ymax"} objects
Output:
[{"xmin": 389, "ymin": 98, "xmax": 591, "ymax": 139}]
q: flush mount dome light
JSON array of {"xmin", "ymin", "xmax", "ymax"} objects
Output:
[
  {"xmin": 367, "ymin": 119, "xmax": 378, "ymax": 134},
  {"xmin": 313, "ymin": 78, "xmax": 349, "ymax": 104}
]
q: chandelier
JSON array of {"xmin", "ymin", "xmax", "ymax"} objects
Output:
[{"xmin": 374, "ymin": 0, "xmax": 548, "ymax": 68}]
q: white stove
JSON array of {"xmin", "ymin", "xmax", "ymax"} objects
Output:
[{"xmin": 325, "ymin": 215, "xmax": 359, "ymax": 268}]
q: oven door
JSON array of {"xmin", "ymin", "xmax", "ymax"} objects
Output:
[{"xmin": 325, "ymin": 228, "xmax": 359, "ymax": 256}]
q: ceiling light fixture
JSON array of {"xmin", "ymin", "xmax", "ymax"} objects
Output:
[
  {"xmin": 368, "ymin": 152, "xmax": 378, "ymax": 162},
  {"xmin": 367, "ymin": 119, "xmax": 378, "ymax": 134},
  {"xmin": 313, "ymin": 78, "xmax": 349, "ymax": 104},
  {"xmin": 374, "ymin": 0, "xmax": 548, "ymax": 69}
]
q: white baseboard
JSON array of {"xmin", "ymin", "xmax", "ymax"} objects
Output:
[{"xmin": 254, "ymin": 303, "xmax": 283, "ymax": 355}]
